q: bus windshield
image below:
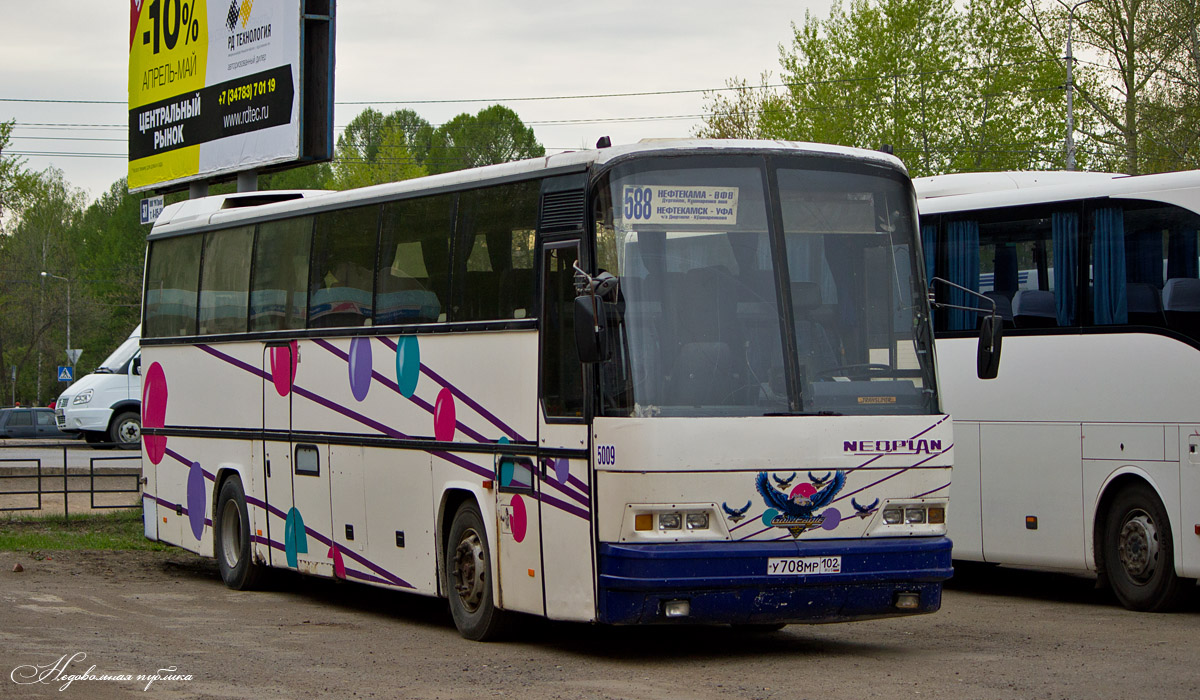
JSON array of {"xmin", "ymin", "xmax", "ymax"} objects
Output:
[{"xmin": 593, "ymin": 155, "xmax": 937, "ymax": 417}]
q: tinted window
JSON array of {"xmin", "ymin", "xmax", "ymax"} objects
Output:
[
  {"xmin": 309, "ymin": 206, "xmax": 380, "ymax": 328},
  {"xmin": 377, "ymin": 195, "xmax": 453, "ymax": 324},
  {"xmin": 145, "ymin": 235, "xmax": 202, "ymax": 337},
  {"xmin": 452, "ymin": 181, "xmax": 539, "ymax": 321},
  {"xmin": 198, "ymin": 226, "xmax": 254, "ymax": 334},
  {"xmin": 251, "ymin": 217, "xmax": 313, "ymax": 331},
  {"xmin": 541, "ymin": 244, "xmax": 584, "ymax": 418},
  {"xmin": 9, "ymin": 410, "xmax": 32, "ymax": 427}
]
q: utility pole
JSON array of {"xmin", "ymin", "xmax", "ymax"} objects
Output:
[{"xmin": 1062, "ymin": 0, "xmax": 1097, "ymax": 171}]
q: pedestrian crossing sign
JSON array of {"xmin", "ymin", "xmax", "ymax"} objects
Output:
[{"xmin": 57, "ymin": 366, "xmax": 74, "ymax": 382}]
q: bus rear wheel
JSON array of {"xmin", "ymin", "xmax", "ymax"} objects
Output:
[
  {"xmin": 446, "ymin": 501, "xmax": 509, "ymax": 641},
  {"xmin": 1101, "ymin": 483, "xmax": 1190, "ymax": 612},
  {"xmin": 214, "ymin": 475, "xmax": 265, "ymax": 591}
]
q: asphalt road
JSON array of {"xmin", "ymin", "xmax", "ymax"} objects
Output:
[{"xmin": 1, "ymin": 550, "xmax": 1197, "ymax": 699}]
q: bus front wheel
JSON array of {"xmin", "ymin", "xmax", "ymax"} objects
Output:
[
  {"xmin": 446, "ymin": 501, "xmax": 508, "ymax": 641},
  {"xmin": 214, "ymin": 475, "xmax": 265, "ymax": 591},
  {"xmin": 1101, "ymin": 483, "xmax": 1190, "ymax": 612}
]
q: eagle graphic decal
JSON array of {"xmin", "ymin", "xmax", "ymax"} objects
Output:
[{"xmin": 755, "ymin": 470, "xmax": 847, "ymax": 537}]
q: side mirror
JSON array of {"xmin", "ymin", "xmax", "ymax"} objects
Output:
[
  {"xmin": 977, "ymin": 314, "xmax": 1003, "ymax": 380},
  {"xmin": 132, "ymin": 356, "xmax": 142, "ymax": 376},
  {"xmin": 573, "ymin": 296, "xmax": 610, "ymax": 363}
]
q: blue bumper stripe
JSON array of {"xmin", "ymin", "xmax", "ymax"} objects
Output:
[{"xmin": 597, "ymin": 536, "xmax": 953, "ymax": 625}]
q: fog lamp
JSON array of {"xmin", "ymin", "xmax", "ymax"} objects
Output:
[{"xmin": 663, "ymin": 599, "xmax": 690, "ymax": 618}]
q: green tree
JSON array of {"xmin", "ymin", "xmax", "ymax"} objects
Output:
[
  {"xmin": 330, "ymin": 108, "xmax": 429, "ymax": 189},
  {"xmin": 699, "ymin": 0, "xmax": 1071, "ymax": 176},
  {"xmin": 0, "ymin": 119, "xmax": 36, "ymax": 236},
  {"xmin": 0, "ymin": 168, "xmax": 86, "ymax": 404},
  {"xmin": 426, "ymin": 105, "xmax": 545, "ymax": 175}
]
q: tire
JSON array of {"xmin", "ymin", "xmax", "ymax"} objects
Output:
[
  {"xmin": 1101, "ymin": 483, "xmax": 1191, "ymax": 612},
  {"xmin": 214, "ymin": 476, "xmax": 265, "ymax": 591},
  {"xmin": 109, "ymin": 411, "xmax": 141, "ymax": 450},
  {"xmin": 446, "ymin": 501, "xmax": 509, "ymax": 641}
]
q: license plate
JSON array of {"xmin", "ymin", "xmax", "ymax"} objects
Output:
[{"xmin": 767, "ymin": 556, "xmax": 842, "ymax": 575}]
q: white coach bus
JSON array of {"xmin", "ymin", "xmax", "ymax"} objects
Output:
[
  {"xmin": 141, "ymin": 139, "xmax": 973, "ymax": 640},
  {"xmin": 917, "ymin": 170, "xmax": 1200, "ymax": 611}
]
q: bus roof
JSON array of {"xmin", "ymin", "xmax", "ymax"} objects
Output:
[
  {"xmin": 148, "ymin": 139, "xmax": 907, "ymax": 239},
  {"xmin": 915, "ymin": 169, "xmax": 1200, "ymax": 217}
]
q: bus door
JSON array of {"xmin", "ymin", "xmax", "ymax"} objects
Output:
[
  {"xmin": 1184, "ymin": 427, "xmax": 1200, "ymax": 574},
  {"xmin": 262, "ymin": 342, "xmax": 295, "ymax": 569},
  {"xmin": 263, "ymin": 341, "xmax": 333, "ymax": 577},
  {"xmin": 534, "ymin": 240, "xmax": 595, "ymax": 622}
]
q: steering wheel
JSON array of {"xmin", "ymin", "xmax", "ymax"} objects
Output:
[{"xmin": 813, "ymin": 363, "xmax": 893, "ymax": 381}]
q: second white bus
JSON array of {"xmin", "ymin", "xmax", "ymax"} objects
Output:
[{"xmin": 917, "ymin": 170, "xmax": 1200, "ymax": 611}]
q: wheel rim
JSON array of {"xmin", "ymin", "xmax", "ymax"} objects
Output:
[
  {"xmin": 1117, "ymin": 508, "xmax": 1159, "ymax": 583},
  {"xmin": 452, "ymin": 527, "xmax": 487, "ymax": 613},
  {"xmin": 118, "ymin": 419, "xmax": 140, "ymax": 444},
  {"xmin": 221, "ymin": 500, "xmax": 243, "ymax": 568}
]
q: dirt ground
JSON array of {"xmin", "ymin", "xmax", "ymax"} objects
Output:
[{"xmin": 2, "ymin": 549, "xmax": 1198, "ymax": 699}]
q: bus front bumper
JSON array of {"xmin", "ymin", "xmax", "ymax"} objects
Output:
[{"xmin": 596, "ymin": 536, "xmax": 953, "ymax": 625}]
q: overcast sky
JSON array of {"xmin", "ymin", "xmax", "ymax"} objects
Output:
[{"xmin": 1, "ymin": 2, "xmax": 834, "ymax": 202}]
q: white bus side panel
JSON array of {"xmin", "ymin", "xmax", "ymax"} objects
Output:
[
  {"xmin": 948, "ymin": 421, "xmax": 983, "ymax": 560},
  {"xmin": 937, "ymin": 333, "xmax": 1199, "ymax": 577}
]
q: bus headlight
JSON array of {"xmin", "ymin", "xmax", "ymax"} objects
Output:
[
  {"xmin": 872, "ymin": 500, "xmax": 948, "ymax": 535},
  {"xmin": 622, "ymin": 504, "xmax": 730, "ymax": 542},
  {"xmin": 883, "ymin": 506, "xmax": 904, "ymax": 524}
]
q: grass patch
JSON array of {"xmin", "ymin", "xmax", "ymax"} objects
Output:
[{"xmin": 0, "ymin": 508, "xmax": 170, "ymax": 551}]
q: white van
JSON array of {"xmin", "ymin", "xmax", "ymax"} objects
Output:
[{"xmin": 55, "ymin": 325, "xmax": 142, "ymax": 449}]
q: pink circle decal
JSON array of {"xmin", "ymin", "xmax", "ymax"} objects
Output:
[
  {"xmin": 511, "ymin": 494, "xmax": 528, "ymax": 543},
  {"xmin": 270, "ymin": 342, "xmax": 299, "ymax": 397},
  {"xmin": 141, "ymin": 361, "xmax": 168, "ymax": 465},
  {"xmin": 792, "ymin": 482, "xmax": 817, "ymax": 499},
  {"xmin": 433, "ymin": 388, "xmax": 456, "ymax": 441}
]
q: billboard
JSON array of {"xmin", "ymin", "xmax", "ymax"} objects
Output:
[{"xmin": 128, "ymin": 0, "xmax": 333, "ymax": 192}]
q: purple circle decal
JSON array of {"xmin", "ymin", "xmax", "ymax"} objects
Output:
[
  {"xmin": 348, "ymin": 337, "xmax": 372, "ymax": 402},
  {"xmin": 821, "ymin": 507, "xmax": 842, "ymax": 531},
  {"xmin": 141, "ymin": 361, "xmax": 168, "ymax": 465},
  {"xmin": 511, "ymin": 495, "xmax": 528, "ymax": 543},
  {"xmin": 553, "ymin": 458, "xmax": 570, "ymax": 485},
  {"xmin": 434, "ymin": 388, "xmax": 456, "ymax": 441},
  {"xmin": 186, "ymin": 462, "xmax": 205, "ymax": 540}
]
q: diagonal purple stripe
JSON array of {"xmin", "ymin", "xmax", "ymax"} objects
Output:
[
  {"xmin": 374, "ymin": 335, "xmax": 524, "ymax": 443},
  {"xmin": 315, "ymin": 338, "xmax": 491, "ymax": 443},
  {"xmin": 915, "ymin": 482, "xmax": 951, "ymax": 499},
  {"xmin": 536, "ymin": 491, "xmax": 590, "ymax": 520},
  {"xmin": 185, "ymin": 343, "xmax": 591, "ymax": 521}
]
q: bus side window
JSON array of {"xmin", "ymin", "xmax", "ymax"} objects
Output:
[
  {"xmin": 453, "ymin": 181, "xmax": 539, "ymax": 322},
  {"xmin": 309, "ymin": 205, "xmax": 380, "ymax": 329},
  {"xmin": 541, "ymin": 244, "xmax": 584, "ymax": 418},
  {"xmin": 377, "ymin": 195, "xmax": 453, "ymax": 325},
  {"xmin": 198, "ymin": 226, "xmax": 254, "ymax": 335},
  {"xmin": 145, "ymin": 235, "xmax": 202, "ymax": 338},
  {"xmin": 251, "ymin": 217, "xmax": 313, "ymax": 332}
]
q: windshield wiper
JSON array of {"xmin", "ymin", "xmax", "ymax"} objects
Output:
[
  {"xmin": 94, "ymin": 368, "xmax": 114, "ymax": 374},
  {"xmin": 763, "ymin": 410, "xmax": 843, "ymax": 417}
]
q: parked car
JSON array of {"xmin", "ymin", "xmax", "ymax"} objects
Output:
[
  {"xmin": 0, "ymin": 407, "xmax": 70, "ymax": 439},
  {"xmin": 55, "ymin": 325, "xmax": 142, "ymax": 449}
]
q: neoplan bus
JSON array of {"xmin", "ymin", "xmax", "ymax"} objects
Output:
[
  {"xmin": 142, "ymin": 139, "xmax": 966, "ymax": 640},
  {"xmin": 917, "ymin": 170, "xmax": 1200, "ymax": 611}
]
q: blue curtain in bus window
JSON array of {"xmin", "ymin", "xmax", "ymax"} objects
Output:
[
  {"xmin": 921, "ymin": 223, "xmax": 936, "ymax": 281},
  {"xmin": 1167, "ymin": 228, "xmax": 1199, "ymax": 279},
  {"xmin": 992, "ymin": 244, "xmax": 1018, "ymax": 297},
  {"xmin": 1125, "ymin": 228, "xmax": 1163, "ymax": 286},
  {"xmin": 1052, "ymin": 211, "xmax": 1078, "ymax": 326},
  {"xmin": 1092, "ymin": 207, "xmax": 1128, "ymax": 325},
  {"xmin": 946, "ymin": 220, "xmax": 979, "ymax": 330}
]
